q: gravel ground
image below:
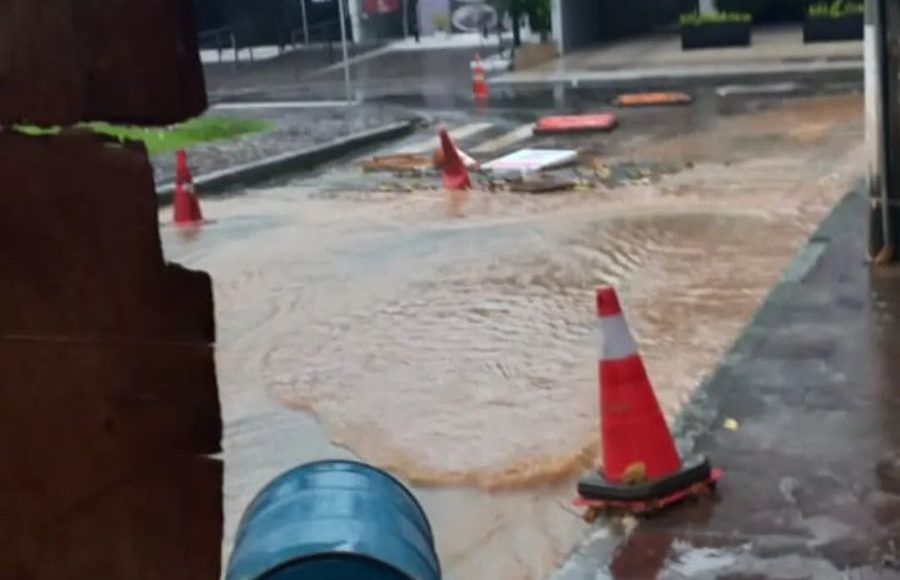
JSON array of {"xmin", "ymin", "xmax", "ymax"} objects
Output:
[{"xmin": 151, "ymin": 104, "xmax": 415, "ymax": 186}]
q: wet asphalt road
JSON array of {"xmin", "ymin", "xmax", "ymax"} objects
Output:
[
  {"xmin": 161, "ymin": 84, "xmax": 885, "ymax": 579},
  {"xmin": 245, "ymin": 81, "xmax": 861, "ymax": 198}
]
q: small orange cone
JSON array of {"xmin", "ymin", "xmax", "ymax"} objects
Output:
[
  {"xmin": 173, "ymin": 150, "xmax": 204, "ymax": 226},
  {"xmin": 576, "ymin": 287, "xmax": 721, "ymax": 514},
  {"xmin": 439, "ymin": 129, "xmax": 471, "ymax": 191},
  {"xmin": 472, "ymin": 55, "xmax": 489, "ymax": 103}
]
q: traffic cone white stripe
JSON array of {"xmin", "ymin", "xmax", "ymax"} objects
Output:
[{"xmin": 594, "ymin": 312, "xmax": 639, "ymax": 362}]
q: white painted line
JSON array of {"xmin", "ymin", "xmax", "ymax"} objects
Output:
[
  {"xmin": 200, "ymin": 45, "xmax": 283, "ymax": 64},
  {"xmin": 212, "ymin": 101, "xmax": 357, "ymax": 110},
  {"xmin": 471, "ymin": 123, "xmax": 535, "ymax": 154},
  {"xmin": 716, "ymin": 82, "xmax": 801, "ymax": 97},
  {"xmin": 394, "ymin": 122, "xmax": 494, "ymax": 154}
]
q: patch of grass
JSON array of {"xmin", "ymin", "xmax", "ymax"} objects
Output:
[
  {"xmin": 14, "ymin": 126, "xmax": 61, "ymax": 136},
  {"xmin": 12, "ymin": 117, "xmax": 271, "ymax": 156},
  {"xmin": 680, "ymin": 11, "xmax": 752, "ymax": 26},
  {"xmin": 89, "ymin": 117, "xmax": 271, "ymax": 155},
  {"xmin": 808, "ymin": 0, "xmax": 863, "ymax": 18}
]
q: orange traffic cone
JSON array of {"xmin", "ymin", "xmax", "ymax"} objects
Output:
[
  {"xmin": 173, "ymin": 150, "xmax": 204, "ymax": 226},
  {"xmin": 576, "ymin": 287, "xmax": 720, "ymax": 512},
  {"xmin": 439, "ymin": 128, "xmax": 471, "ymax": 191},
  {"xmin": 472, "ymin": 55, "xmax": 489, "ymax": 103}
]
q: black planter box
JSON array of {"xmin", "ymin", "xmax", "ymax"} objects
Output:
[
  {"xmin": 681, "ymin": 22, "xmax": 752, "ymax": 50},
  {"xmin": 803, "ymin": 14, "xmax": 863, "ymax": 43}
]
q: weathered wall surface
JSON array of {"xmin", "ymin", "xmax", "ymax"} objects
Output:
[
  {"xmin": 0, "ymin": 0, "xmax": 206, "ymax": 126},
  {"xmin": 0, "ymin": 130, "xmax": 223, "ymax": 580},
  {"xmin": 0, "ymin": 1, "xmax": 222, "ymax": 578}
]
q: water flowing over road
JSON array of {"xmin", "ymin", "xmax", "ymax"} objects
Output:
[{"xmin": 161, "ymin": 93, "xmax": 863, "ymax": 579}]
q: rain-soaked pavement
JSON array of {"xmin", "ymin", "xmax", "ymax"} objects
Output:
[
  {"xmin": 159, "ymin": 88, "xmax": 873, "ymax": 578},
  {"xmin": 556, "ymin": 189, "xmax": 900, "ymax": 580}
]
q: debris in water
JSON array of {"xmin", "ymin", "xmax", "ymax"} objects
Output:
[
  {"xmin": 622, "ymin": 463, "xmax": 647, "ymax": 485},
  {"xmin": 615, "ymin": 92, "xmax": 692, "ymax": 108},
  {"xmin": 509, "ymin": 176, "xmax": 576, "ymax": 194},
  {"xmin": 723, "ymin": 418, "xmax": 739, "ymax": 431},
  {"xmin": 362, "ymin": 153, "xmax": 433, "ymax": 175}
]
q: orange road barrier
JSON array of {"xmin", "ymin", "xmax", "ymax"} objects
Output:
[{"xmin": 533, "ymin": 113, "xmax": 618, "ymax": 135}]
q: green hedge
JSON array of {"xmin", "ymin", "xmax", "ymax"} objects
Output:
[
  {"xmin": 680, "ymin": 11, "xmax": 752, "ymax": 26},
  {"xmin": 808, "ymin": 0, "xmax": 863, "ymax": 18}
]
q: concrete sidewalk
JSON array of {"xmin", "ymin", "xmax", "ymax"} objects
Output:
[
  {"xmin": 495, "ymin": 26, "xmax": 862, "ymax": 90},
  {"xmin": 555, "ymin": 190, "xmax": 900, "ymax": 578}
]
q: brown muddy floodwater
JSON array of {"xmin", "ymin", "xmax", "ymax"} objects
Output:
[{"xmin": 161, "ymin": 94, "xmax": 863, "ymax": 579}]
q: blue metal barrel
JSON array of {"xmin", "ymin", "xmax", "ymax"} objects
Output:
[{"xmin": 226, "ymin": 460, "xmax": 441, "ymax": 580}]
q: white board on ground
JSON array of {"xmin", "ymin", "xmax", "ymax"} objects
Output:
[{"xmin": 482, "ymin": 148, "xmax": 578, "ymax": 175}]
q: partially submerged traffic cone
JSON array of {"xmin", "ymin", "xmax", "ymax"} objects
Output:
[
  {"xmin": 472, "ymin": 54, "xmax": 489, "ymax": 103},
  {"xmin": 577, "ymin": 287, "xmax": 719, "ymax": 510},
  {"xmin": 433, "ymin": 141, "xmax": 478, "ymax": 171},
  {"xmin": 173, "ymin": 150, "xmax": 204, "ymax": 226},
  {"xmin": 439, "ymin": 128, "xmax": 471, "ymax": 191}
]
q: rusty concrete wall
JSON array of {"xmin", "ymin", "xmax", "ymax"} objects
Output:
[
  {"xmin": 0, "ymin": 1, "xmax": 222, "ymax": 578},
  {"xmin": 0, "ymin": 130, "xmax": 223, "ymax": 580},
  {"xmin": 0, "ymin": 0, "xmax": 207, "ymax": 126}
]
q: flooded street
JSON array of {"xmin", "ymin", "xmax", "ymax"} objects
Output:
[{"xmin": 161, "ymin": 93, "xmax": 863, "ymax": 579}]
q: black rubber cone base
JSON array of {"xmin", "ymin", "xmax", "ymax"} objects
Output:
[{"xmin": 578, "ymin": 455, "xmax": 712, "ymax": 503}]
